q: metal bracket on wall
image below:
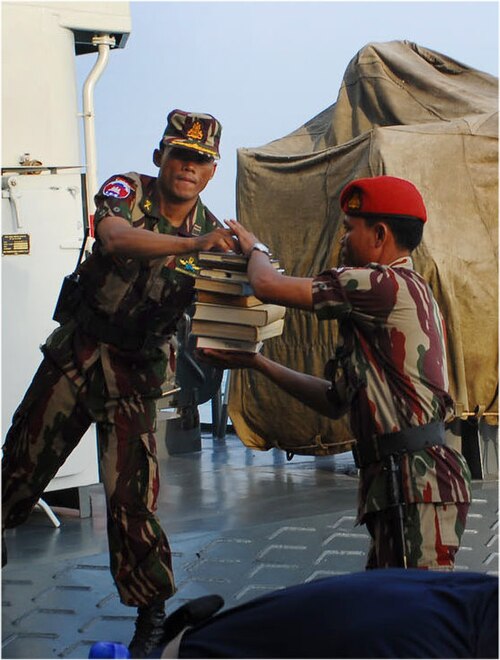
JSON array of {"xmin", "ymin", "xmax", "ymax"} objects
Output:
[{"xmin": 3, "ymin": 175, "xmax": 23, "ymax": 229}]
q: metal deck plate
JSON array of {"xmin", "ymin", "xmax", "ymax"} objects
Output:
[{"xmin": 2, "ymin": 434, "xmax": 498, "ymax": 659}]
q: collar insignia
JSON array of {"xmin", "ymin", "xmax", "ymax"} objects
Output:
[
  {"xmin": 144, "ymin": 199, "xmax": 152, "ymax": 212},
  {"xmin": 175, "ymin": 256, "xmax": 200, "ymax": 277}
]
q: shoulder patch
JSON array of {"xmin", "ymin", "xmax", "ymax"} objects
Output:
[{"xmin": 102, "ymin": 178, "xmax": 132, "ymax": 199}]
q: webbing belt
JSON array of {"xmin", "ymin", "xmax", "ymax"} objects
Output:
[{"xmin": 353, "ymin": 421, "xmax": 445, "ymax": 468}]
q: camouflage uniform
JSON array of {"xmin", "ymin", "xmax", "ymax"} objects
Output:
[
  {"xmin": 313, "ymin": 256, "xmax": 471, "ymax": 569},
  {"xmin": 2, "ymin": 172, "xmax": 220, "ymax": 606}
]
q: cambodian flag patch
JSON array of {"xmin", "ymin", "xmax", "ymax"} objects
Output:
[{"xmin": 103, "ymin": 178, "xmax": 132, "ymax": 199}]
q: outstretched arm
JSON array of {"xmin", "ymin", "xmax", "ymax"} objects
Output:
[
  {"xmin": 226, "ymin": 219, "xmax": 314, "ymax": 311},
  {"xmin": 97, "ymin": 215, "xmax": 237, "ymax": 259},
  {"xmin": 197, "ymin": 349, "xmax": 348, "ymax": 420}
]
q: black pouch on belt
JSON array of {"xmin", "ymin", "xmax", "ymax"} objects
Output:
[
  {"xmin": 52, "ymin": 226, "xmax": 88, "ymax": 324},
  {"xmin": 52, "ymin": 272, "xmax": 82, "ymax": 324}
]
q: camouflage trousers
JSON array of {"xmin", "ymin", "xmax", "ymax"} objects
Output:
[
  {"xmin": 2, "ymin": 354, "xmax": 176, "ymax": 607},
  {"xmin": 364, "ymin": 501, "xmax": 469, "ymax": 570}
]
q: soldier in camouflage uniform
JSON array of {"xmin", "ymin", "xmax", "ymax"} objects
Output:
[
  {"xmin": 2, "ymin": 109, "xmax": 236, "ymax": 658},
  {"xmin": 198, "ymin": 175, "xmax": 472, "ymax": 571}
]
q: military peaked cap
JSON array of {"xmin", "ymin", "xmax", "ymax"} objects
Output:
[{"xmin": 162, "ymin": 109, "xmax": 222, "ymax": 159}]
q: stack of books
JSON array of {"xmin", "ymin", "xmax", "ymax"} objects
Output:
[{"xmin": 191, "ymin": 251, "xmax": 286, "ymax": 352}]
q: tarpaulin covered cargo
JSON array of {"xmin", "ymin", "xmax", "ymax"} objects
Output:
[{"xmin": 229, "ymin": 40, "xmax": 498, "ymax": 456}]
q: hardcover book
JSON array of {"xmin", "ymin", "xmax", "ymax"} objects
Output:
[
  {"xmin": 191, "ymin": 318, "xmax": 284, "ymax": 342},
  {"xmin": 198, "ymin": 251, "xmax": 281, "ymax": 272},
  {"xmin": 193, "ymin": 278, "xmax": 255, "ymax": 296},
  {"xmin": 195, "ymin": 290, "xmax": 263, "ymax": 308},
  {"xmin": 198, "ymin": 268, "xmax": 250, "ymax": 282},
  {"xmin": 192, "ymin": 302, "xmax": 286, "ymax": 326},
  {"xmin": 195, "ymin": 336, "xmax": 264, "ymax": 353},
  {"xmin": 198, "ymin": 251, "xmax": 248, "ymax": 271}
]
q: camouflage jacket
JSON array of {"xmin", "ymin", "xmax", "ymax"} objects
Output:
[
  {"xmin": 44, "ymin": 172, "xmax": 220, "ymax": 400},
  {"xmin": 312, "ymin": 257, "xmax": 471, "ymax": 520}
]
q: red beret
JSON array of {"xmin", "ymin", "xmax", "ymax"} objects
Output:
[{"xmin": 340, "ymin": 176, "xmax": 427, "ymax": 223}]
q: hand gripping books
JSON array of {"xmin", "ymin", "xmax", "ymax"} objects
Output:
[
  {"xmin": 192, "ymin": 250, "xmax": 285, "ymax": 351},
  {"xmin": 194, "ymin": 253, "xmax": 281, "ymax": 296}
]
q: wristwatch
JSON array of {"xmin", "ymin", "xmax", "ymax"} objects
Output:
[{"xmin": 249, "ymin": 242, "xmax": 271, "ymax": 257}]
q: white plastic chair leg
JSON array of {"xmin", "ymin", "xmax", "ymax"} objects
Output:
[{"xmin": 35, "ymin": 498, "xmax": 61, "ymax": 528}]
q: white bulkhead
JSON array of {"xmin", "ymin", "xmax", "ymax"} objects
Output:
[{"xmin": 2, "ymin": 2, "xmax": 131, "ymax": 495}]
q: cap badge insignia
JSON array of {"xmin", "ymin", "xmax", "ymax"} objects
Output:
[
  {"xmin": 186, "ymin": 121, "xmax": 204, "ymax": 141},
  {"xmin": 347, "ymin": 190, "xmax": 362, "ymax": 211}
]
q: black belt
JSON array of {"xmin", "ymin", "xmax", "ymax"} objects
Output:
[{"xmin": 353, "ymin": 421, "xmax": 445, "ymax": 468}]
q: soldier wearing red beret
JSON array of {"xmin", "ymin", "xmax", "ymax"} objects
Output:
[{"xmin": 199, "ymin": 175, "xmax": 471, "ymax": 571}]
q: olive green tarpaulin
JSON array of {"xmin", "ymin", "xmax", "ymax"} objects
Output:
[{"xmin": 229, "ymin": 40, "xmax": 498, "ymax": 456}]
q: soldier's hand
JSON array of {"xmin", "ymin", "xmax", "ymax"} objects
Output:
[
  {"xmin": 225, "ymin": 219, "xmax": 261, "ymax": 257},
  {"xmin": 195, "ymin": 348, "xmax": 259, "ymax": 369},
  {"xmin": 196, "ymin": 228, "xmax": 238, "ymax": 253}
]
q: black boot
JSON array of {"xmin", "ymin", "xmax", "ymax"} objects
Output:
[{"xmin": 128, "ymin": 602, "xmax": 166, "ymax": 659}]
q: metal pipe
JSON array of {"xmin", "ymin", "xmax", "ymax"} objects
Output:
[{"xmin": 82, "ymin": 34, "xmax": 116, "ymax": 219}]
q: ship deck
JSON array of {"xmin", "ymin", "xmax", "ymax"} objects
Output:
[{"xmin": 2, "ymin": 428, "xmax": 498, "ymax": 659}]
